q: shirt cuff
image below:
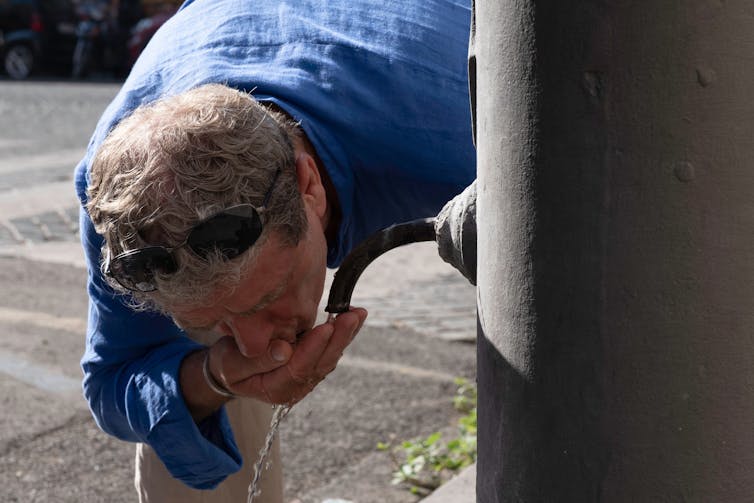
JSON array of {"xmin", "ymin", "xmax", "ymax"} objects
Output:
[{"xmin": 136, "ymin": 357, "xmax": 242, "ymax": 489}]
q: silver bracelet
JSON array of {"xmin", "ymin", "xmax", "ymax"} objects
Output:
[{"xmin": 201, "ymin": 350, "xmax": 237, "ymax": 399}]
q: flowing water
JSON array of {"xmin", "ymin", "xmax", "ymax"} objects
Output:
[
  {"xmin": 247, "ymin": 403, "xmax": 291, "ymax": 503},
  {"xmin": 247, "ymin": 313, "xmax": 338, "ymax": 502}
]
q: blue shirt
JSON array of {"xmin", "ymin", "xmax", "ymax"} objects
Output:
[{"xmin": 75, "ymin": 0, "xmax": 475, "ymax": 489}]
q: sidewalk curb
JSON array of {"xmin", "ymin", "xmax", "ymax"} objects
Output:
[{"xmin": 420, "ymin": 463, "xmax": 475, "ymax": 503}]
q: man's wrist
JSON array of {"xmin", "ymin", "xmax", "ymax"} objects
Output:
[
  {"xmin": 202, "ymin": 349, "xmax": 238, "ymax": 398},
  {"xmin": 179, "ymin": 349, "xmax": 233, "ymax": 422}
]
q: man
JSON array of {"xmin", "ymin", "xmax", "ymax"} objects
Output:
[{"xmin": 74, "ymin": 0, "xmax": 475, "ymax": 501}]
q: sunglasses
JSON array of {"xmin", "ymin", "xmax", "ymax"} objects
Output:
[{"xmin": 104, "ymin": 168, "xmax": 281, "ymax": 292}]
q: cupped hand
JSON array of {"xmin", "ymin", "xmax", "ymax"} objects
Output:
[{"xmin": 208, "ymin": 307, "xmax": 367, "ymax": 404}]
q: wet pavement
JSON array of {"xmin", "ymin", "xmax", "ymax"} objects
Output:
[{"xmin": 0, "ymin": 80, "xmax": 477, "ymax": 503}]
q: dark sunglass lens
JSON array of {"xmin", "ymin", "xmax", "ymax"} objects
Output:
[
  {"xmin": 188, "ymin": 208, "xmax": 263, "ymax": 259},
  {"xmin": 109, "ymin": 248, "xmax": 177, "ymax": 292}
]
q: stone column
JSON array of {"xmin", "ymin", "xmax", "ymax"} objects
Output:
[{"xmin": 472, "ymin": 1, "xmax": 754, "ymax": 500}]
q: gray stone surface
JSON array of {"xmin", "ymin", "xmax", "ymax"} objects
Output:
[{"xmin": 422, "ymin": 464, "xmax": 475, "ymax": 503}]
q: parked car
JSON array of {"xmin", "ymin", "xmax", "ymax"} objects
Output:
[
  {"xmin": 0, "ymin": 0, "xmax": 77, "ymax": 79},
  {"xmin": 0, "ymin": 0, "xmax": 180, "ymax": 80},
  {"xmin": 0, "ymin": 0, "xmax": 41, "ymax": 79}
]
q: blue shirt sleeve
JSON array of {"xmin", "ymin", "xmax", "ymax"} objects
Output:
[{"xmin": 77, "ymin": 194, "xmax": 243, "ymax": 489}]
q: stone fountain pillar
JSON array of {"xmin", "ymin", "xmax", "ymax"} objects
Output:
[{"xmin": 471, "ymin": 1, "xmax": 754, "ymax": 500}]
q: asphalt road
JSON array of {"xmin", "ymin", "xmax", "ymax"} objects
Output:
[{"xmin": 0, "ymin": 80, "xmax": 477, "ymax": 503}]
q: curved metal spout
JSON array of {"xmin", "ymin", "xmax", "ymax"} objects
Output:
[{"xmin": 325, "ymin": 217, "xmax": 437, "ymax": 313}]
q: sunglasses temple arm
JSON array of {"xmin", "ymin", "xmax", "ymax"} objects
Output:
[{"xmin": 261, "ymin": 168, "xmax": 282, "ymax": 209}]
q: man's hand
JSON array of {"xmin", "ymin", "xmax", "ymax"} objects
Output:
[{"xmin": 180, "ymin": 308, "xmax": 367, "ymax": 421}]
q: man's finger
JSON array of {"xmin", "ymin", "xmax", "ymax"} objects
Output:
[
  {"xmin": 284, "ymin": 321, "xmax": 335, "ymax": 383},
  {"xmin": 234, "ymin": 322, "xmax": 335, "ymax": 403},
  {"xmin": 210, "ymin": 336, "xmax": 293, "ymax": 388},
  {"xmin": 315, "ymin": 308, "xmax": 366, "ymax": 374}
]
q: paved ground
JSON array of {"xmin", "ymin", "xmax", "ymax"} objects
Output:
[{"xmin": 0, "ymin": 80, "xmax": 477, "ymax": 503}]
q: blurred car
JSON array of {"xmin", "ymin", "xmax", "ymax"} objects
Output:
[
  {"xmin": 0, "ymin": 0, "xmax": 77, "ymax": 79},
  {"xmin": 0, "ymin": 0, "xmax": 42, "ymax": 79}
]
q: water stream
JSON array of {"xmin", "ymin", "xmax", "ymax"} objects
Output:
[
  {"xmin": 247, "ymin": 403, "xmax": 291, "ymax": 503},
  {"xmin": 247, "ymin": 313, "xmax": 338, "ymax": 502}
]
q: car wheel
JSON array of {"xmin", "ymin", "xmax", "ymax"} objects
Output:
[{"xmin": 4, "ymin": 43, "xmax": 35, "ymax": 80}]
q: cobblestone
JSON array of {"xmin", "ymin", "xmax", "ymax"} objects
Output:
[
  {"xmin": 354, "ymin": 271, "xmax": 476, "ymax": 340},
  {"xmin": 0, "ymin": 207, "xmax": 80, "ymax": 246}
]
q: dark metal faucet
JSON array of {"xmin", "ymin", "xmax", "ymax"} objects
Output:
[{"xmin": 325, "ymin": 180, "xmax": 477, "ymax": 314}]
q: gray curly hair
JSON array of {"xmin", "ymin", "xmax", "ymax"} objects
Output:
[{"xmin": 87, "ymin": 84, "xmax": 308, "ymax": 312}]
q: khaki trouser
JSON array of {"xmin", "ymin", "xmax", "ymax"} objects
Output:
[{"xmin": 135, "ymin": 397, "xmax": 284, "ymax": 503}]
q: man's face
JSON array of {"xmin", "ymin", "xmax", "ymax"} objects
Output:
[
  {"xmin": 172, "ymin": 222, "xmax": 329, "ymax": 357},
  {"xmin": 171, "ymin": 146, "xmax": 332, "ymax": 357}
]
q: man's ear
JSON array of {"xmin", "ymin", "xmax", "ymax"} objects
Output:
[{"xmin": 295, "ymin": 152, "xmax": 328, "ymax": 220}]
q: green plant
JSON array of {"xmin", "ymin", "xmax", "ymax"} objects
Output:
[{"xmin": 377, "ymin": 378, "xmax": 477, "ymax": 497}]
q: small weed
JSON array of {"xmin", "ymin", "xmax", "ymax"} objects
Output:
[{"xmin": 377, "ymin": 378, "xmax": 477, "ymax": 497}]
